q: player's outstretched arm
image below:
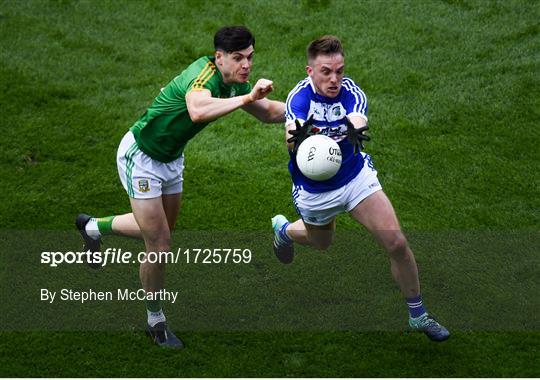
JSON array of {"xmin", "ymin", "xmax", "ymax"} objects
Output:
[
  {"xmin": 242, "ymin": 98, "xmax": 285, "ymax": 123},
  {"xmin": 242, "ymin": 78, "xmax": 285, "ymax": 123},
  {"xmin": 186, "ymin": 89, "xmax": 250, "ymax": 123},
  {"xmin": 186, "ymin": 78, "xmax": 277, "ymax": 124}
]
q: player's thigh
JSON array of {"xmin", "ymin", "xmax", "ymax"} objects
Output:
[
  {"xmin": 129, "ymin": 196, "xmax": 170, "ymax": 245},
  {"xmin": 349, "ymin": 190, "xmax": 405, "ymax": 250},
  {"xmin": 161, "ymin": 192, "xmax": 182, "ymax": 231},
  {"xmin": 160, "ymin": 154, "xmax": 184, "ymax": 230},
  {"xmin": 349, "ymin": 190, "xmax": 400, "ymax": 230}
]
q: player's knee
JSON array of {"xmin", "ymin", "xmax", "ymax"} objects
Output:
[
  {"xmin": 310, "ymin": 234, "xmax": 334, "ymax": 251},
  {"xmin": 313, "ymin": 240, "xmax": 332, "ymax": 251},
  {"xmin": 144, "ymin": 231, "xmax": 171, "ymax": 252},
  {"xmin": 386, "ymin": 233, "xmax": 409, "ymax": 258}
]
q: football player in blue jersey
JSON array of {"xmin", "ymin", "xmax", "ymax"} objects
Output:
[{"xmin": 272, "ymin": 35, "xmax": 449, "ymax": 342}]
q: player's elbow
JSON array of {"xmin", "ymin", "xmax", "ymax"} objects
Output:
[
  {"xmin": 270, "ymin": 102, "xmax": 286, "ymax": 123},
  {"xmin": 186, "ymin": 95, "xmax": 207, "ymax": 123},
  {"xmin": 257, "ymin": 101, "xmax": 285, "ymax": 124},
  {"xmin": 272, "ymin": 112, "xmax": 286, "ymax": 124},
  {"xmin": 188, "ymin": 108, "xmax": 205, "ymax": 123}
]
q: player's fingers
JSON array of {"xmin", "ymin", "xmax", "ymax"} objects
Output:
[
  {"xmin": 255, "ymin": 82, "xmax": 273, "ymax": 97},
  {"xmin": 256, "ymin": 79, "xmax": 273, "ymax": 90},
  {"xmin": 259, "ymin": 85, "xmax": 273, "ymax": 96}
]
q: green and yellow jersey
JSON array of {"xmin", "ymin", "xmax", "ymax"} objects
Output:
[{"xmin": 130, "ymin": 56, "xmax": 252, "ymax": 162}]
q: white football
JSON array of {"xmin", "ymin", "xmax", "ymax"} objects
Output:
[{"xmin": 296, "ymin": 135, "xmax": 342, "ymax": 181}]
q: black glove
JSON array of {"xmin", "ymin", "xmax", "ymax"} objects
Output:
[
  {"xmin": 287, "ymin": 115, "xmax": 316, "ymax": 153},
  {"xmin": 344, "ymin": 116, "xmax": 370, "ymax": 154}
]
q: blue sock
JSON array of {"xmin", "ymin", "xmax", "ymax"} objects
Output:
[
  {"xmin": 279, "ymin": 222, "xmax": 292, "ymax": 244},
  {"xmin": 406, "ymin": 295, "xmax": 427, "ymax": 318}
]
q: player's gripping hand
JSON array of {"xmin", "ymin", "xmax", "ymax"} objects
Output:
[
  {"xmin": 247, "ymin": 79, "xmax": 274, "ymax": 102},
  {"xmin": 287, "ymin": 115, "xmax": 316, "ymax": 153},
  {"xmin": 344, "ymin": 116, "xmax": 370, "ymax": 154}
]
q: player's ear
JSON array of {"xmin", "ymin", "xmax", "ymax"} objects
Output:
[
  {"xmin": 306, "ymin": 65, "xmax": 313, "ymax": 76},
  {"xmin": 215, "ymin": 50, "xmax": 224, "ymax": 66}
]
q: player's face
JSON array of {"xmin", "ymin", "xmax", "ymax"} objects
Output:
[
  {"xmin": 215, "ymin": 46, "xmax": 254, "ymax": 84},
  {"xmin": 306, "ymin": 54, "xmax": 345, "ymax": 98}
]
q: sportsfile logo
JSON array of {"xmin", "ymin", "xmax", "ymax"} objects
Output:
[{"xmin": 40, "ymin": 247, "xmax": 253, "ymax": 267}]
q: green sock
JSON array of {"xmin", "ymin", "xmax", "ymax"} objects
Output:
[
  {"xmin": 146, "ymin": 299, "xmax": 162, "ymax": 313},
  {"xmin": 97, "ymin": 216, "xmax": 115, "ymax": 236}
]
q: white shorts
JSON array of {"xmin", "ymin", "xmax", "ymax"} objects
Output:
[
  {"xmin": 292, "ymin": 153, "xmax": 382, "ymax": 226},
  {"xmin": 116, "ymin": 131, "xmax": 184, "ymax": 199}
]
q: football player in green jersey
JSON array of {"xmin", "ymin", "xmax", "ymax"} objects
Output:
[{"xmin": 76, "ymin": 26, "xmax": 285, "ymax": 348}]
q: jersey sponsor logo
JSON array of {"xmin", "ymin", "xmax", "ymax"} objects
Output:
[
  {"xmin": 138, "ymin": 179, "xmax": 150, "ymax": 193},
  {"xmin": 324, "ymin": 125, "xmax": 346, "ymax": 141}
]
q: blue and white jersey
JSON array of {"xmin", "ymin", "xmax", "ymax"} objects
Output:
[{"xmin": 285, "ymin": 76, "xmax": 368, "ymax": 193}]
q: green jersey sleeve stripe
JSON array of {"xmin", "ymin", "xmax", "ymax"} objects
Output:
[{"xmin": 192, "ymin": 62, "xmax": 216, "ymax": 90}]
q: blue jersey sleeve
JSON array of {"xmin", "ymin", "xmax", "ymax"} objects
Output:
[
  {"xmin": 285, "ymin": 79, "xmax": 311, "ymax": 122},
  {"xmin": 341, "ymin": 78, "xmax": 368, "ymax": 119}
]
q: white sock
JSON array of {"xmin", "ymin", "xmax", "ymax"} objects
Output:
[
  {"xmin": 147, "ymin": 309, "xmax": 166, "ymax": 327},
  {"xmin": 85, "ymin": 218, "xmax": 101, "ymax": 240}
]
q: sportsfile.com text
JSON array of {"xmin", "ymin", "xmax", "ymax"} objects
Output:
[{"xmin": 40, "ymin": 248, "xmax": 252, "ymax": 267}]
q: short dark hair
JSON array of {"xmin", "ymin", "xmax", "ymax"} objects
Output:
[
  {"xmin": 214, "ymin": 26, "xmax": 255, "ymax": 53},
  {"xmin": 307, "ymin": 35, "xmax": 344, "ymax": 62}
]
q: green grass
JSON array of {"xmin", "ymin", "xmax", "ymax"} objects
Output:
[
  {"xmin": 0, "ymin": 331, "xmax": 538, "ymax": 377},
  {"xmin": 1, "ymin": 0, "xmax": 539, "ymax": 377}
]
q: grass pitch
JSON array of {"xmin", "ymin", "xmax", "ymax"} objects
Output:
[{"xmin": 1, "ymin": 0, "xmax": 539, "ymax": 377}]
